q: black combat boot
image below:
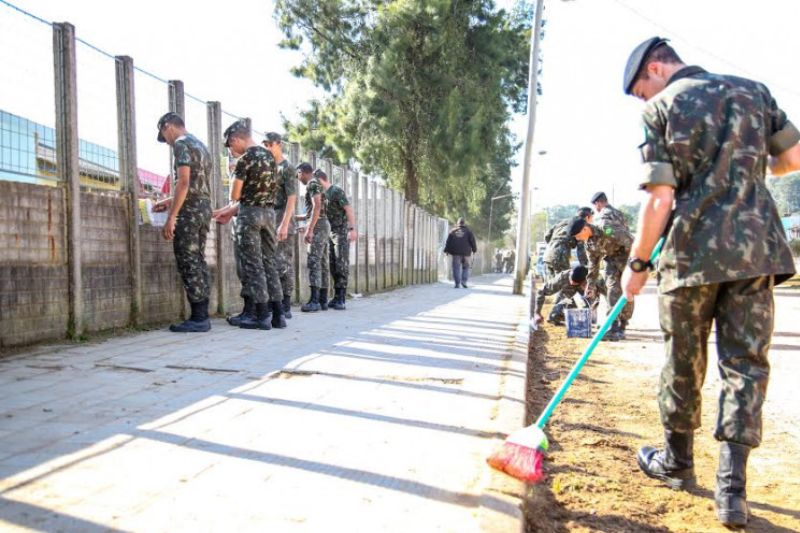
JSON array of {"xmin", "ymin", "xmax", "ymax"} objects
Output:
[
  {"xmin": 637, "ymin": 430, "xmax": 696, "ymax": 490},
  {"xmin": 319, "ymin": 287, "xmax": 329, "ymax": 311},
  {"xmin": 270, "ymin": 300, "xmax": 287, "ymax": 329},
  {"xmin": 282, "ymin": 294, "xmax": 292, "ymax": 319},
  {"xmin": 602, "ymin": 320, "xmax": 624, "ymax": 342},
  {"xmin": 301, "ymin": 287, "xmax": 321, "ymax": 312},
  {"xmin": 239, "ymin": 302, "xmax": 272, "ymax": 330},
  {"xmin": 169, "ymin": 299, "xmax": 211, "ymax": 333},
  {"xmin": 331, "ymin": 287, "xmax": 346, "ymax": 310},
  {"xmin": 227, "ymin": 296, "xmax": 253, "ymax": 327},
  {"xmin": 715, "ymin": 441, "xmax": 751, "ymax": 528}
]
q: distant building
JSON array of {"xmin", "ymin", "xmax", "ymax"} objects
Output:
[
  {"xmin": 0, "ymin": 109, "xmax": 167, "ymax": 195},
  {"xmin": 782, "ymin": 214, "xmax": 800, "ymax": 241}
]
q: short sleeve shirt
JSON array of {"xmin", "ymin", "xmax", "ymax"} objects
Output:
[
  {"xmin": 304, "ymin": 178, "xmax": 327, "ymax": 219},
  {"xmin": 172, "ymin": 133, "xmax": 212, "ymax": 205},
  {"xmin": 234, "ymin": 145, "xmax": 277, "ymax": 207},
  {"xmin": 325, "ymin": 184, "xmax": 350, "ymax": 229},
  {"xmin": 639, "ymin": 66, "xmax": 799, "ymax": 292}
]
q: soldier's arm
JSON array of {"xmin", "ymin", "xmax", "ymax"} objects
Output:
[
  {"xmin": 277, "ymin": 194, "xmax": 296, "ymax": 241},
  {"xmin": 344, "ymin": 205, "xmax": 357, "ymax": 241},
  {"xmin": 770, "ymin": 143, "xmax": 800, "ymax": 176},
  {"xmin": 576, "ymin": 241, "xmax": 588, "ymax": 266},
  {"xmin": 167, "ymin": 166, "xmax": 191, "ymax": 221},
  {"xmin": 765, "ymin": 90, "xmax": 800, "ymax": 176},
  {"xmin": 308, "ymin": 193, "xmax": 322, "ymax": 232}
]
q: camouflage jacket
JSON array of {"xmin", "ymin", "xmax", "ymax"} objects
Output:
[
  {"xmin": 304, "ymin": 178, "xmax": 327, "ymax": 220},
  {"xmin": 325, "ymin": 184, "xmax": 350, "ymax": 230},
  {"xmin": 173, "ymin": 134, "xmax": 211, "ymax": 206},
  {"xmin": 234, "ymin": 146, "xmax": 277, "ymax": 207},
  {"xmin": 543, "ymin": 219, "xmax": 582, "ymax": 265},
  {"xmin": 596, "ymin": 205, "xmax": 628, "ymax": 232},
  {"xmin": 640, "ymin": 66, "xmax": 798, "ymax": 292},
  {"xmin": 585, "ymin": 223, "xmax": 632, "ymax": 284},
  {"xmin": 274, "ymin": 159, "xmax": 297, "ymax": 233},
  {"xmin": 535, "ymin": 269, "xmax": 585, "ymax": 315}
]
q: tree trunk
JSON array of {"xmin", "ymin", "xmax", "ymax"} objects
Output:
[{"xmin": 403, "ymin": 152, "xmax": 419, "ymax": 204}]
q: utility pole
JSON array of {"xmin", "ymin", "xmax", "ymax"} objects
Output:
[{"xmin": 513, "ymin": 0, "xmax": 545, "ymax": 295}]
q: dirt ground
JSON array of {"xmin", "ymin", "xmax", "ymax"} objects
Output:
[{"xmin": 521, "ymin": 284, "xmax": 800, "ymax": 533}]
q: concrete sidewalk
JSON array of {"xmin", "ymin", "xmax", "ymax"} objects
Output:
[{"xmin": 0, "ymin": 274, "xmax": 529, "ymax": 532}]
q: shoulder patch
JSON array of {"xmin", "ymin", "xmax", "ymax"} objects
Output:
[{"xmin": 604, "ymin": 227, "xmax": 613, "ymax": 236}]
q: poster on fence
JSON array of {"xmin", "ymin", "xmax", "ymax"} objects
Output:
[{"xmin": 138, "ymin": 198, "xmax": 168, "ymax": 227}]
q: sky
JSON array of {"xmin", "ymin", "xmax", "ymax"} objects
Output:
[{"xmin": 1, "ymin": 0, "xmax": 799, "ymax": 207}]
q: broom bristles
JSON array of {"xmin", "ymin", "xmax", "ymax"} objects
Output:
[{"xmin": 487, "ymin": 441, "xmax": 545, "ymax": 484}]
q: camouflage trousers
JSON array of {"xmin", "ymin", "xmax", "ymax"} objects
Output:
[
  {"xmin": 235, "ymin": 206, "xmax": 283, "ymax": 304},
  {"xmin": 658, "ymin": 275, "xmax": 773, "ymax": 448},
  {"xmin": 603, "ymin": 256, "xmax": 634, "ymax": 323},
  {"xmin": 544, "ymin": 257, "xmax": 569, "ymax": 283},
  {"xmin": 276, "ymin": 233, "xmax": 296, "ymax": 298},
  {"xmin": 307, "ymin": 218, "xmax": 330, "ymax": 288},
  {"xmin": 329, "ymin": 225, "xmax": 350, "ymax": 289},
  {"xmin": 173, "ymin": 199, "xmax": 211, "ymax": 303}
]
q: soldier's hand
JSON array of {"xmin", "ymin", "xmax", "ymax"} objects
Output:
[
  {"xmin": 213, "ymin": 211, "xmax": 233, "ymax": 225},
  {"xmin": 622, "ymin": 267, "xmax": 648, "ymax": 300},
  {"xmin": 163, "ymin": 216, "xmax": 176, "ymax": 241},
  {"xmin": 277, "ymin": 223, "xmax": 289, "ymax": 242},
  {"xmin": 152, "ymin": 198, "xmax": 171, "ymax": 213},
  {"xmin": 534, "ymin": 314, "xmax": 544, "ymax": 326},
  {"xmin": 586, "ymin": 286, "xmax": 596, "ymax": 299},
  {"xmin": 304, "ymin": 231, "xmax": 313, "ymax": 245},
  {"xmin": 347, "ymin": 229, "xmax": 357, "ymax": 242}
]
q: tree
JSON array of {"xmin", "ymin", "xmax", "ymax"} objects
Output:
[
  {"xmin": 768, "ymin": 172, "xmax": 800, "ymax": 216},
  {"xmin": 274, "ymin": 0, "xmax": 531, "ymax": 238},
  {"xmin": 618, "ymin": 203, "xmax": 641, "ymax": 228}
]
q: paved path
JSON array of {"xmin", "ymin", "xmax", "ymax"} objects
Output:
[{"xmin": 0, "ymin": 275, "xmax": 528, "ymax": 532}]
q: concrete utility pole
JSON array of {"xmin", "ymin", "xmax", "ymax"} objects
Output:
[{"xmin": 513, "ymin": 0, "xmax": 545, "ymax": 295}]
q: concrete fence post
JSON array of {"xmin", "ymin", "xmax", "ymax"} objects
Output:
[
  {"xmin": 53, "ymin": 22, "xmax": 82, "ymax": 338},
  {"xmin": 207, "ymin": 101, "xmax": 227, "ymax": 314},
  {"xmin": 362, "ymin": 175, "xmax": 370, "ymax": 293},
  {"xmin": 167, "ymin": 80, "xmax": 186, "ymax": 315},
  {"xmin": 115, "ymin": 55, "xmax": 142, "ymax": 326}
]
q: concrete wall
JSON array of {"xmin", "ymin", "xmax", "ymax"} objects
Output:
[{"xmin": 0, "ymin": 177, "xmax": 446, "ymax": 350}]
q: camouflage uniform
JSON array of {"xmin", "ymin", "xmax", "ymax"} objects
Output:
[
  {"xmin": 534, "ymin": 269, "xmax": 586, "ymax": 323},
  {"xmin": 326, "ymin": 184, "xmax": 351, "ymax": 289},
  {"xmin": 544, "ymin": 219, "xmax": 586, "ymax": 280},
  {"xmin": 304, "ymin": 178, "xmax": 330, "ymax": 287},
  {"xmin": 596, "ymin": 204, "xmax": 629, "ymax": 233},
  {"xmin": 274, "ymin": 159, "xmax": 297, "ymax": 299},
  {"xmin": 233, "ymin": 146, "xmax": 282, "ymax": 304},
  {"xmin": 585, "ymin": 221, "xmax": 634, "ymax": 323},
  {"xmin": 172, "ymin": 134, "xmax": 212, "ymax": 303},
  {"xmin": 640, "ymin": 66, "xmax": 798, "ymax": 446}
]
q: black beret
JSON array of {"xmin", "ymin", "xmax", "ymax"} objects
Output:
[
  {"xmin": 223, "ymin": 120, "xmax": 250, "ymax": 147},
  {"xmin": 590, "ymin": 191, "xmax": 607, "ymax": 204},
  {"xmin": 297, "ymin": 162, "xmax": 313, "ymax": 173},
  {"xmin": 156, "ymin": 111, "xmax": 183, "ymax": 143},
  {"xmin": 570, "ymin": 265, "xmax": 588, "ymax": 283},
  {"xmin": 623, "ymin": 36, "xmax": 669, "ymax": 95},
  {"xmin": 568, "ymin": 217, "xmax": 587, "ymax": 237},
  {"xmin": 264, "ymin": 132, "xmax": 282, "ymax": 144}
]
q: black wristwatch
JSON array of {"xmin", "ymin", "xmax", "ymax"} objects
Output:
[{"xmin": 628, "ymin": 257, "xmax": 654, "ymax": 273}]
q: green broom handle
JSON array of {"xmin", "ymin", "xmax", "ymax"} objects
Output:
[{"xmin": 534, "ymin": 237, "xmax": 665, "ymax": 429}]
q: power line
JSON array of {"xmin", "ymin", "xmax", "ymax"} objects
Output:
[{"xmin": 608, "ymin": 0, "xmax": 800, "ymax": 97}]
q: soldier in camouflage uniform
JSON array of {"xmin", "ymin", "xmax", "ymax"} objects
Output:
[
  {"xmin": 215, "ymin": 121, "xmax": 286, "ymax": 330},
  {"xmin": 155, "ymin": 112, "xmax": 212, "ymax": 333},
  {"xmin": 533, "ymin": 265, "xmax": 588, "ymax": 326},
  {"xmin": 317, "ymin": 171, "xmax": 357, "ymax": 310},
  {"xmin": 543, "ymin": 207, "xmax": 592, "ymax": 279},
  {"xmin": 569, "ymin": 216, "xmax": 633, "ymax": 341},
  {"xmin": 591, "ymin": 192, "xmax": 630, "ymax": 234},
  {"xmin": 263, "ymin": 133, "xmax": 297, "ymax": 319},
  {"xmin": 296, "ymin": 164, "xmax": 330, "ymax": 312},
  {"xmin": 620, "ymin": 38, "xmax": 800, "ymax": 527}
]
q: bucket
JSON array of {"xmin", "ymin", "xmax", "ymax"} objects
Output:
[{"xmin": 565, "ymin": 308, "xmax": 592, "ymax": 338}]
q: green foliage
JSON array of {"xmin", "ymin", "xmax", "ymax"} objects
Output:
[
  {"xmin": 545, "ymin": 204, "xmax": 581, "ymax": 225},
  {"xmin": 767, "ymin": 172, "xmax": 800, "ymax": 215},
  {"xmin": 617, "ymin": 203, "xmax": 640, "ymax": 228},
  {"xmin": 274, "ymin": 0, "xmax": 532, "ymax": 238},
  {"xmin": 790, "ymin": 239, "xmax": 800, "ymax": 258}
]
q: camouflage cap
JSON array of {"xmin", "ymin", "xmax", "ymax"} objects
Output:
[
  {"xmin": 623, "ymin": 36, "xmax": 669, "ymax": 95},
  {"xmin": 263, "ymin": 132, "xmax": 282, "ymax": 144},
  {"xmin": 223, "ymin": 120, "xmax": 250, "ymax": 148},
  {"xmin": 297, "ymin": 162, "xmax": 313, "ymax": 173},
  {"xmin": 568, "ymin": 216, "xmax": 587, "ymax": 237},
  {"xmin": 156, "ymin": 111, "xmax": 184, "ymax": 143}
]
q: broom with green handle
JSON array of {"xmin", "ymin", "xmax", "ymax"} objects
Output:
[{"xmin": 487, "ymin": 237, "xmax": 665, "ymax": 483}]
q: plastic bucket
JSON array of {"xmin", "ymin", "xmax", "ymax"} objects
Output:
[{"xmin": 565, "ymin": 308, "xmax": 592, "ymax": 338}]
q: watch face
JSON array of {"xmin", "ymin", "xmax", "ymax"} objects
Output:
[{"xmin": 629, "ymin": 258, "xmax": 645, "ymax": 272}]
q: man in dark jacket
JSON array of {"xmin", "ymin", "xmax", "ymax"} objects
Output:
[{"xmin": 444, "ymin": 218, "xmax": 477, "ymax": 288}]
